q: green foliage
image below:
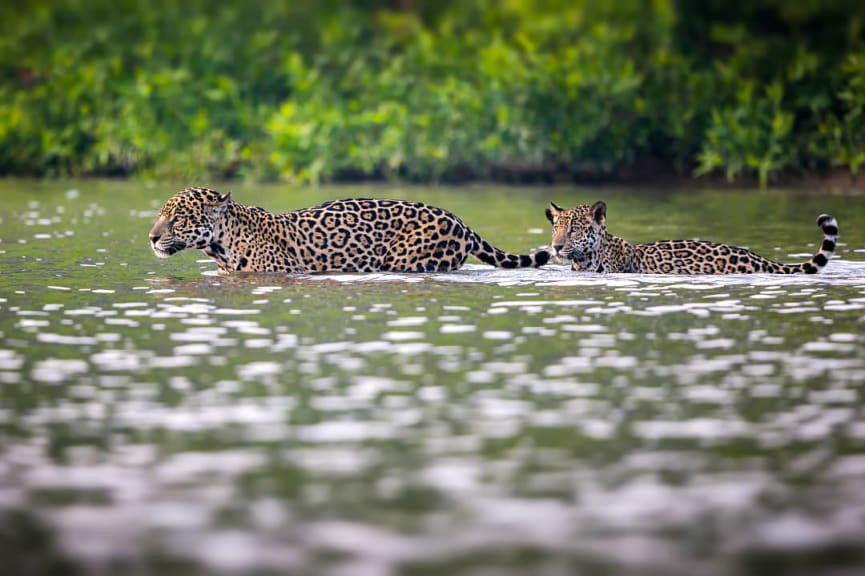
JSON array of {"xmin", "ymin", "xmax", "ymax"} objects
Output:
[
  {"xmin": 696, "ymin": 82, "xmax": 795, "ymax": 187},
  {"xmin": 810, "ymin": 53, "xmax": 865, "ymax": 175},
  {"xmin": 263, "ymin": 4, "xmax": 658, "ymax": 182},
  {"xmin": 2, "ymin": 0, "xmax": 865, "ymax": 185}
]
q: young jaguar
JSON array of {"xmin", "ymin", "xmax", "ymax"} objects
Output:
[
  {"xmin": 545, "ymin": 200, "xmax": 838, "ymax": 274},
  {"xmin": 149, "ymin": 187, "xmax": 550, "ymax": 273}
]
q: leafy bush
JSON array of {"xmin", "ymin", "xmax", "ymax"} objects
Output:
[
  {"xmin": 810, "ymin": 52, "xmax": 865, "ymax": 175},
  {"xmin": 2, "ymin": 0, "xmax": 865, "ymax": 186},
  {"xmin": 696, "ymin": 82, "xmax": 795, "ymax": 187}
]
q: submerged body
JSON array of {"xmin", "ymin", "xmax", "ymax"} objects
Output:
[
  {"xmin": 149, "ymin": 187, "xmax": 549, "ymax": 273},
  {"xmin": 546, "ymin": 201, "xmax": 838, "ymax": 274}
]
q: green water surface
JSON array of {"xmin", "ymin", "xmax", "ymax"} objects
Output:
[{"xmin": 1, "ymin": 180, "xmax": 865, "ymax": 576}]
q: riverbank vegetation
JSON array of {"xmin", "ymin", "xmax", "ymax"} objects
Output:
[{"xmin": 2, "ymin": 0, "xmax": 865, "ymax": 186}]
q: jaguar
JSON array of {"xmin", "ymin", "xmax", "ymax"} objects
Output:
[
  {"xmin": 545, "ymin": 200, "xmax": 838, "ymax": 274},
  {"xmin": 149, "ymin": 187, "xmax": 550, "ymax": 273}
]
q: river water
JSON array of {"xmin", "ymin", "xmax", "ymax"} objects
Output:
[{"xmin": 1, "ymin": 180, "xmax": 864, "ymax": 575}]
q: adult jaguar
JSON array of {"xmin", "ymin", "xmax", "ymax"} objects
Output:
[
  {"xmin": 545, "ymin": 200, "xmax": 838, "ymax": 274},
  {"xmin": 149, "ymin": 187, "xmax": 550, "ymax": 273}
]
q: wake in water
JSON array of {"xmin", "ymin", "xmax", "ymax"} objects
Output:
[{"xmin": 207, "ymin": 259, "xmax": 865, "ymax": 287}]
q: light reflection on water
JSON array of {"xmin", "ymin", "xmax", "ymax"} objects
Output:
[{"xmin": 2, "ymin": 183, "xmax": 865, "ymax": 575}]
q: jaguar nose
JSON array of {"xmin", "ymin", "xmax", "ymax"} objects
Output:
[
  {"xmin": 551, "ymin": 243, "xmax": 564, "ymax": 256},
  {"xmin": 149, "ymin": 233, "xmax": 161, "ymax": 245}
]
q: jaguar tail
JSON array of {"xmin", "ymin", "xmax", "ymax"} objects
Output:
[
  {"xmin": 779, "ymin": 213, "xmax": 838, "ymax": 274},
  {"xmin": 468, "ymin": 230, "xmax": 550, "ymax": 269}
]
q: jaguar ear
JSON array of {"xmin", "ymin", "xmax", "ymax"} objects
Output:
[
  {"xmin": 590, "ymin": 201, "xmax": 606, "ymax": 225},
  {"xmin": 212, "ymin": 191, "xmax": 231, "ymax": 217},
  {"xmin": 545, "ymin": 202, "xmax": 564, "ymax": 224}
]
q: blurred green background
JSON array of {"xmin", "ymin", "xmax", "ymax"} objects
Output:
[{"xmin": 3, "ymin": 0, "xmax": 865, "ymax": 186}]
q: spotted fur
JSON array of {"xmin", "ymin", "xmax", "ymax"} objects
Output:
[
  {"xmin": 545, "ymin": 200, "xmax": 838, "ymax": 274},
  {"xmin": 149, "ymin": 187, "xmax": 550, "ymax": 273}
]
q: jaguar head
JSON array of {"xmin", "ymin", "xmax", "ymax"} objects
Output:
[
  {"xmin": 149, "ymin": 187, "xmax": 230, "ymax": 258},
  {"xmin": 545, "ymin": 200, "xmax": 607, "ymax": 264}
]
